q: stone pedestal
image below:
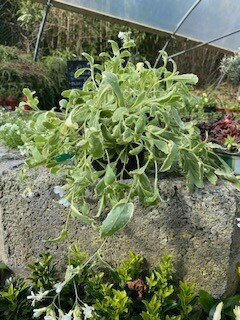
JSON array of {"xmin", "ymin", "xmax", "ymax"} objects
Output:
[{"xmin": 0, "ymin": 144, "xmax": 240, "ymax": 298}]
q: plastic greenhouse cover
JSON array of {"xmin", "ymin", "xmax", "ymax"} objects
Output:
[{"xmin": 35, "ymin": 0, "xmax": 240, "ymax": 52}]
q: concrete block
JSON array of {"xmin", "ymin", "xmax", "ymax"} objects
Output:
[{"xmin": 0, "ymin": 145, "xmax": 240, "ymax": 297}]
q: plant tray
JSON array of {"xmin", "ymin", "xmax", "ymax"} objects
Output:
[{"xmin": 218, "ymin": 152, "xmax": 240, "ymax": 175}]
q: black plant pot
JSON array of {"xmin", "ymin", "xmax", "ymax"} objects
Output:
[
  {"xmin": 93, "ymin": 150, "xmax": 145, "ymax": 179},
  {"xmin": 203, "ymin": 103, "xmax": 217, "ymax": 113}
]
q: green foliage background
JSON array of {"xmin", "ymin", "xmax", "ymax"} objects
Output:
[
  {"xmin": 0, "ymin": 45, "xmax": 68, "ymax": 109},
  {"xmin": 0, "ymin": 0, "xmax": 225, "ymax": 86}
]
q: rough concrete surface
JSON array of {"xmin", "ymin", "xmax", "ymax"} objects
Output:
[
  {"xmin": 0, "ymin": 143, "xmax": 24, "ymax": 174},
  {"xmin": 0, "ymin": 144, "xmax": 240, "ymax": 298}
]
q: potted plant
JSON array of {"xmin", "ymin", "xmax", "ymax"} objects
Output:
[
  {"xmin": 200, "ymin": 114, "xmax": 240, "ymax": 174},
  {"xmin": 21, "ymin": 39, "xmax": 240, "ymax": 237}
]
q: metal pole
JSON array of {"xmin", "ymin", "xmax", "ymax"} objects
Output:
[
  {"xmin": 168, "ymin": 28, "xmax": 240, "ymax": 59},
  {"xmin": 33, "ymin": 0, "xmax": 52, "ymax": 62},
  {"xmin": 154, "ymin": 0, "xmax": 203, "ymax": 68}
]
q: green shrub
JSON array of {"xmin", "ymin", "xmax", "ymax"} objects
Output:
[
  {"xmin": 1, "ymin": 247, "xmax": 240, "ymax": 319},
  {"xmin": 0, "ymin": 249, "xmax": 202, "ymax": 320},
  {"xmin": 0, "ymin": 45, "xmax": 69, "ymax": 110},
  {"xmin": 0, "ymin": 108, "xmax": 33, "ymax": 148},
  {"xmin": 220, "ymin": 51, "xmax": 240, "ymax": 87}
]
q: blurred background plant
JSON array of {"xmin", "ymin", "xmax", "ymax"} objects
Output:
[
  {"xmin": 0, "ymin": 45, "xmax": 68, "ymax": 110},
  {"xmin": 0, "ymin": 108, "xmax": 33, "ymax": 148},
  {"xmin": 0, "ymin": 0, "xmax": 225, "ymax": 87},
  {"xmin": 220, "ymin": 50, "xmax": 240, "ymax": 101}
]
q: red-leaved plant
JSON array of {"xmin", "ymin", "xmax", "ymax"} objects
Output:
[
  {"xmin": 213, "ymin": 115, "xmax": 240, "ymax": 151},
  {"xmin": 213, "ymin": 115, "xmax": 240, "ymax": 143}
]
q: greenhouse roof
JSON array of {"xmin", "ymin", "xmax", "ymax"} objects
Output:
[{"xmin": 35, "ymin": 0, "xmax": 240, "ymax": 53}]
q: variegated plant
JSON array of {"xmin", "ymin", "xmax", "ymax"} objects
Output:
[{"xmin": 21, "ymin": 40, "xmax": 240, "ymax": 238}]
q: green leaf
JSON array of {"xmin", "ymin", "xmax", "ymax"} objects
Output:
[
  {"xmin": 44, "ymin": 229, "xmax": 68, "ymax": 243},
  {"xmin": 129, "ymin": 144, "xmax": 144, "ymax": 155},
  {"xmin": 206, "ymin": 171, "xmax": 218, "ymax": 185},
  {"xmin": 82, "ymin": 52, "xmax": 94, "ymax": 66},
  {"xmin": 102, "ymin": 71, "xmax": 125, "ymax": 107},
  {"xmin": 95, "ymin": 178, "xmax": 105, "ymax": 196},
  {"xmin": 42, "ymin": 121, "xmax": 56, "ymax": 129},
  {"xmin": 120, "ymin": 50, "xmax": 131, "ymax": 58},
  {"xmin": 99, "ymin": 52, "xmax": 111, "ymax": 58},
  {"xmin": 100, "ymin": 202, "xmax": 134, "ymax": 237},
  {"xmin": 104, "ymin": 165, "xmax": 116, "ymax": 185},
  {"xmin": 172, "ymin": 108, "xmax": 184, "ymax": 128},
  {"xmin": 32, "ymin": 147, "xmax": 44, "ymax": 163},
  {"xmin": 182, "ymin": 151, "xmax": 204, "ymax": 190},
  {"xmin": 122, "ymin": 127, "xmax": 133, "ymax": 143},
  {"xmin": 154, "ymin": 139, "xmax": 168, "ymax": 154},
  {"xmin": 112, "ymin": 107, "xmax": 128, "ymax": 122},
  {"xmin": 135, "ymin": 114, "xmax": 146, "ymax": 134},
  {"xmin": 89, "ymin": 132, "xmax": 104, "ymax": 159},
  {"xmin": 131, "ymin": 92, "xmax": 146, "ymax": 109},
  {"xmin": 223, "ymin": 294, "xmax": 240, "ymax": 310},
  {"xmin": 160, "ymin": 142, "xmax": 178, "ymax": 172},
  {"xmin": 34, "ymin": 113, "xmax": 46, "ymax": 131},
  {"xmin": 74, "ymin": 68, "xmax": 89, "ymax": 78},
  {"xmin": 108, "ymin": 40, "xmax": 120, "ymax": 56},
  {"xmin": 122, "ymin": 40, "xmax": 136, "ymax": 49},
  {"xmin": 168, "ymin": 73, "xmax": 198, "ymax": 84},
  {"xmin": 70, "ymin": 205, "xmax": 95, "ymax": 225},
  {"xmin": 65, "ymin": 112, "xmax": 79, "ymax": 130}
]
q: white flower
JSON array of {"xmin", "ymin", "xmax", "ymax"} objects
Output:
[
  {"xmin": 21, "ymin": 187, "xmax": 34, "ymax": 199},
  {"xmin": 54, "ymin": 282, "xmax": 65, "ymax": 294},
  {"xmin": 33, "ymin": 307, "xmax": 47, "ymax": 318},
  {"xmin": 62, "ymin": 315, "xmax": 72, "ymax": 320},
  {"xmin": 58, "ymin": 198, "xmax": 71, "ymax": 207},
  {"xmin": 27, "ymin": 289, "xmax": 49, "ymax": 307},
  {"xmin": 82, "ymin": 304, "xmax": 94, "ymax": 319},
  {"xmin": 213, "ymin": 302, "xmax": 223, "ymax": 320},
  {"xmin": 236, "ymin": 218, "xmax": 240, "ymax": 228},
  {"xmin": 233, "ymin": 306, "xmax": 240, "ymax": 320},
  {"xmin": 53, "ymin": 185, "xmax": 64, "ymax": 197},
  {"xmin": 19, "ymin": 147, "xmax": 27, "ymax": 156},
  {"xmin": 136, "ymin": 62, "xmax": 144, "ymax": 72},
  {"xmin": 5, "ymin": 276, "xmax": 13, "ymax": 285},
  {"xmin": 118, "ymin": 31, "xmax": 125, "ymax": 40},
  {"xmin": 44, "ymin": 316, "xmax": 54, "ymax": 320}
]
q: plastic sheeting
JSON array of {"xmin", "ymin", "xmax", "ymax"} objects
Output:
[{"xmin": 35, "ymin": 0, "xmax": 240, "ymax": 52}]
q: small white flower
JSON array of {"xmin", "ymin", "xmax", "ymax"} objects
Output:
[
  {"xmin": 27, "ymin": 289, "xmax": 49, "ymax": 307},
  {"xmin": 118, "ymin": 31, "xmax": 125, "ymax": 40},
  {"xmin": 233, "ymin": 306, "xmax": 240, "ymax": 320},
  {"xmin": 44, "ymin": 316, "xmax": 53, "ymax": 320},
  {"xmin": 82, "ymin": 304, "xmax": 94, "ymax": 319},
  {"xmin": 236, "ymin": 218, "xmax": 240, "ymax": 228},
  {"xmin": 53, "ymin": 185, "xmax": 64, "ymax": 197},
  {"xmin": 33, "ymin": 307, "xmax": 47, "ymax": 318},
  {"xmin": 136, "ymin": 62, "xmax": 144, "ymax": 72},
  {"xmin": 213, "ymin": 302, "xmax": 223, "ymax": 320},
  {"xmin": 54, "ymin": 282, "xmax": 65, "ymax": 294},
  {"xmin": 21, "ymin": 187, "xmax": 34, "ymax": 200},
  {"xmin": 58, "ymin": 198, "xmax": 71, "ymax": 207},
  {"xmin": 19, "ymin": 147, "xmax": 27, "ymax": 156},
  {"xmin": 5, "ymin": 276, "xmax": 13, "ymax": 285},
  {"xmin": 62, "ymin": 315, "xmax": 72, "ymax": 320}
]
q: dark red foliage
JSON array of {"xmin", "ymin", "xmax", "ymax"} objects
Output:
[{"xmin": 213, "ymin": 114, "xmax": 240, "ymax": 144}]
